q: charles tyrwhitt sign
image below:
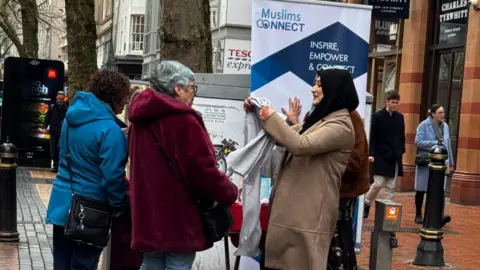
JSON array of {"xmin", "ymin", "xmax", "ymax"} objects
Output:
[
  {"xmin": 439, "ymin": 0, "xmax": 468, "ymax": 44},
  {"xmin": 369, "ymin": 0, "xmax": 410, "ymax": 19}
]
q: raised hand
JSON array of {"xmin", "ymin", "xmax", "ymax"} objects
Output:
[{"xmin": 281, "ymin": 96, "xmax": 302, "ymax": 125}]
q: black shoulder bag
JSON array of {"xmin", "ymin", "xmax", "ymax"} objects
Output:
[
  {"xmin": 149, "ymin": 125, "xmax": 233, "ymax": 244},
  {"xmin": 63, "ymin": 124, "xmax": 114, "ymax": 248},
  {"xmin": 415, "ymin": 123, "xmax": 444, "ymax": 167}
]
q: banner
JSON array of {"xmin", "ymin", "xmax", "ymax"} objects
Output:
[
  {"xmin": 369, "ymin": 0, "xmax": 410, "ymax": 19},
  {"xmin": 251, "ymin": 0, "xmax": 371, "ymax": 119}
]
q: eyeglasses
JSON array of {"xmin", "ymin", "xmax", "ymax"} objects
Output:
[{"xmin": 187, "ymin": 84, "xmax": 198, "ymax": 95}]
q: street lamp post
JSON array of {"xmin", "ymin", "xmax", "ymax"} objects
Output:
[{"xmin": 413, "ymin": 140, "xmax": 448, "ymax": 267}]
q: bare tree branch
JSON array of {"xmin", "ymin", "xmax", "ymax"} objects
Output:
[{"xmin": 0, "ymin": 42, "xmax": 13, "ymax": 58}]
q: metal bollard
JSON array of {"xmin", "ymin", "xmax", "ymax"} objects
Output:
[
  {"xmin": 0, "ymin": 137, "xmax": 19, "ymax": 242},
  {"xmin": 413, "ymin": 140, "xmax": 448, "ymax": 267},
  {"xmin": 369, "ymin": 200, "xmax": 402, "ymax": 270}
]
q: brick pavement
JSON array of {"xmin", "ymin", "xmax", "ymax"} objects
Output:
[
  {"xmin": 1, "ymin": 168, "xmax": 480, "ymax": 270},
  {"xmin": 357, "ymin": 192, "xmax": 480, "ymax": 270}
]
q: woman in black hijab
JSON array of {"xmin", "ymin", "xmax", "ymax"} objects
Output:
[{"xmin": 251, "ymin": 68, "xmax": 359, "ymax": 270}]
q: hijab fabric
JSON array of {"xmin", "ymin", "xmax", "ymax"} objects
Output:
[{"xmin": 299, "ymin": 69, "xmax": 359, "ymax": 134}]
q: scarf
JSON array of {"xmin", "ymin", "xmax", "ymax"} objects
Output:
[{"xmin": 299, "ymin": 69, "xmax": 359, "ymax": 134}]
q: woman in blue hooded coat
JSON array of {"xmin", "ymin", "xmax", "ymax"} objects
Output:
[{"xmin": 46, "ymin": 70, "xmax": 131, "ymax": 270}]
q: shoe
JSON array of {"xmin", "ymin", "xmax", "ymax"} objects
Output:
[
  {"xmin": 414, "ymin": 215, "xmax": 423, "ymax": 225},
  {"xmin": 442, "ymin": 215, "xmax": 451, "ymax": 227},
  {"xmin": 363, "ymin": 204, "xmax": 370, "ymax": 219}
]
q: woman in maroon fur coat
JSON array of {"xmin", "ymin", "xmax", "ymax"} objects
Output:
[{"xmin": 127, "ymin": 61, "xmax": 238, "ymax": 269}]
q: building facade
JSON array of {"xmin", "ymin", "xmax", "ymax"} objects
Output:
[
  {"xmin": 95, "ymin": 0, "xmax": 114, "ymax": 70},
  {"xmin": 141, "ymin": 0, "xmax": 160, "ymax": 79},
  {"xmin": 112, "ymin": 0, "xmax": 146, "ymax": 79},
  {"xmin": 211, "ymin": 0, "xmax": 252, "ymax": 74},
  {"xmin": 362, "ymin": 0, "xmax": 480, "ymax": 205}
]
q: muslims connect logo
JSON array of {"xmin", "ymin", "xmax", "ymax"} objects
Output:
[{"xmin": 256, "ymin": 8, "xmax": 305, "ymax": 32}]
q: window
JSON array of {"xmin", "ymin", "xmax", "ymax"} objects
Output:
[
  {"xmin": 131, "ymin": 15, "xmax": 145, "ymax": 52},
  {"xmin": 211, "ymin": 8, "xmax": 218, "ymax": 29}
]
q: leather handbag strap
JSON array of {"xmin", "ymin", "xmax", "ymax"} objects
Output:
[
  {"xmin": 65, "ymin": 124, "xmax": 75, "ymax": 195},
  {"xmin": 149, "ymin": 124, "xmax": 198, "ymax": 202}
]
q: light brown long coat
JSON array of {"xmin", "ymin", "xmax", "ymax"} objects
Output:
[{"xmin": 263, "ymin": 109, "xmax": 355, "ymax": 270}]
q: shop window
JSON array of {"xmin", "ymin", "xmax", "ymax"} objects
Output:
[{"xmin": 373, "ymin": 19, "xmax": 401, "ymax": 52}]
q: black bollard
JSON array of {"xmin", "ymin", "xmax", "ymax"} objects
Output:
[
  {"xmin": 413, "ymin": 140, "xmax": 448, "ymax": 266},
  {"xmin": 0, "ymin": 137, "xmax": 19, "ymax": 242}
]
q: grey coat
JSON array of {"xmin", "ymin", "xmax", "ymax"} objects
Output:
[{"xmin": 414, "ymin": 118, "xmax": 454, "ymax": 192}]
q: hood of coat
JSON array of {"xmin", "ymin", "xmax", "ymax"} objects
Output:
[
  {"xmin": 128, "ymin": 88, "xmax": 201, "ymax": 123},
  {"xmin": 66, "ymin": 91, "xmax": 126, "ymax": 128}
]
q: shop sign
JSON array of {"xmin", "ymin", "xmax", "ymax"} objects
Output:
[
  {"xmin": 223, "ymin": 39, "xmax": 251, "ymax": 74},
  {"xmin": 439, "ymin": 0, "xmax": 468, "ymax": 45},
  {"xmin": 374, "ymin": 19, "xmax": 399, "ymax": 46},
  {"xmin": 369, "ymin": 0, "xmax": 410, "ymax": 19}
]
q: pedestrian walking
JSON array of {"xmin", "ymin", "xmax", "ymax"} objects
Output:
[
  {"xmin": 46, "ymin": 70, "xmax": 131, "ymax": 270},
  {"xmin": 127, "ymin": 60, "xmax": 238, "ymax": 270},
  {"xmin": 43, "ymin": 91, "xmax": 68, "ymax": 173},
  {"xmin": 414, "ymin": 104, "xmax": 454, "ymax": 225},
  {"xmin": 327, "ymin": 109, "xmax": 370, "ymax": 270},
  {"xmin": 363, "ymin": 91, "xmax": 405, "ymax": 218},
  {"xmin": 246, "ymin": 69, "xmax": 358, "ymax": 270}
]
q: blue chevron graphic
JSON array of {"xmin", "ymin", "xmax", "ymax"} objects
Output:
[{"xmin": 251, "ymin": 22, "xmax": 369, "ymax": 92}]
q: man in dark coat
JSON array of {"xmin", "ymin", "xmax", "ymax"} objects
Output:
[
  {"xmin": 43, "ymin": 91, "xmax": 68, "ymax": 173},
  {"xmin": 363, "ymin": 91, "xmax": 405, "ymax": 218}
]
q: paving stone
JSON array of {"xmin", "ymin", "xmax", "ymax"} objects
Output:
[{"xmin": 3, "ymin": 168, "xmax": 480, "ymax": 270}]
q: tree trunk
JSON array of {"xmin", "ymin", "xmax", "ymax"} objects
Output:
[
  {"xmin": 19, "ymin": 0, "xmax": 39, "ymax": 58},
  {"xmin": 160, "ymin": 0, "xmax": 213, "ymax": 73},
  {"xmin": 64, "ymin": 0, "xmax": 98, "ymax": 99}
]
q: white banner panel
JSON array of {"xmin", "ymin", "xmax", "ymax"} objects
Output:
[{"xmin": 251, "ymin": 0, "xmax": 371, "ymax": 118}]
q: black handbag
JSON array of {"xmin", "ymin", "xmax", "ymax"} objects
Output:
[
  {"xmin": 149, "ymin": 125, "xmax": 234, "ymax": 244},
  {"xmin": 415, "ymin": 153, "xmax": 431, "ymax": 166},
  {"xmin": 63, "ymin": 124, "xmax": 114, "ymax": 248}
]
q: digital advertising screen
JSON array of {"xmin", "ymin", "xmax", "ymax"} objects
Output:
[{"xmin": 1, "ymin": 57, "xmax": 65, "ymax": 167}]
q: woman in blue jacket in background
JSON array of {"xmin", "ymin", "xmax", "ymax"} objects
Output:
[
  {"xmin": 414, "ymin": 104, "xmax": 454, "ymax": 226},
  {"xmin": 46, "ymin": 70, "xmax": 131, "ymax": 270}
]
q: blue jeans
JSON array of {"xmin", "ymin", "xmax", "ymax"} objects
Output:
[
  {"xmin": 140, "ymin": 252, "xmax": 196, "ymax": 270},
  {"xmin": 52, "ymin": 225, "xmax": 103, "ymax": 270}
]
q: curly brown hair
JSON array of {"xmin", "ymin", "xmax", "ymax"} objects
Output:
[{"xmin": 86, "ymin": 69, "xmax": 131, "ymax": 112}]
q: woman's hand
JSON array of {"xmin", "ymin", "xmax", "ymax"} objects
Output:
[
  {"xmin": 244, "ymin": 97, "xmax": 254, "ymax": 112},
  {"xmin": 259, "ymin": 106, "xmax": 275, "ymax": 121},
  {"xmin": 449, "ymin": 166, "xmax": 454, "ymax": 173},
  {"xmin": 281, "ymin": 96, "xmax": 302, "ymax": 125}
]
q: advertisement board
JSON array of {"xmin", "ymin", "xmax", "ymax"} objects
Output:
[
  {"xmin": 223, "ymin": 39, "xmax": 252, "ymax": 75},
  {"xmin": 251, "ymin": 0, "xmax": 371, "ymax": 119},
  {"xmin": 1, "ymin": 57, "xmax": 65, "ymax": 167}
]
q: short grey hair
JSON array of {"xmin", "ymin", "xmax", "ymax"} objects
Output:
[{"xmin": 148, "ymin": 60, "xmax": 195, "ymax": 95}]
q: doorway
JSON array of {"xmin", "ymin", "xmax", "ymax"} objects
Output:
[{"xmin": 432, "ymin": 50, "xmax": 464, "ymax": 167}]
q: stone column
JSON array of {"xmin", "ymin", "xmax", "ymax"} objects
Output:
[
  {"xmin": 450, "ymin": 7, "xmax": 480, "ymax": 205},
  {"xmin": 396, "ymin": 0, "xmax": 430, "ymax": 191}
]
